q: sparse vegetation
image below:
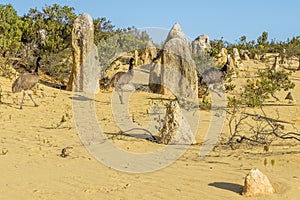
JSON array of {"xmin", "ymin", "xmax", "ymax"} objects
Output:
[
  {"xmin": 1, "ymin": 2, "xmax": 300, "ymax": 200},
  {"xmin": 97, "ymin": 28, "xmax": 149, "ymax": 72},
  {"xmin": 198, "ymin": 95, "xmax": 212, "ymax": 110},
  {"xmin": 220, "ymin": 101, "xmax": 300, "ymax": 150},
  {"xmin": 0, "ymin": 3, "xmax": 299, "ymax": 154},
  {"xmin": 0, "ymin": 4, "xmax": 149, "ymax": 84},
  {"xmin": 271, "ymin": 159, "xmax": 275, "ymax": 167},
  {"xmin": 227, "ymin": 68, "xmax": 295, "ymax": 107},
  {"xmin": 0, "ymin": 4, "xmax": 24, "ymax": 56}
]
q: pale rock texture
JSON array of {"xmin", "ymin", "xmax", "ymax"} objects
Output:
[
  {"xmin": 285, "ymin": 91, "xmax": 295, "ymax": 103},
  {"xmin": 192, "ymin": 34, "xmax": 211, "ymax": 54},
  {"xmin": 134, "ymin": 50, "xmax": 139, "ymax": 66},
  {"xmin": 272, "ymin": 56, "xmax": 280, "ymax": 71},
  {"xmin": 67, "ymin": 13, "xmax": 100, "ymax": 93},
  {"xmin": 217, "ymin": 48, "xmax": 228, "ymax": 66},
  {"xmin": 240, "ymin": 49, "xmax": 250, "ymax": 60},
  {"xmin": 140, "ymin": 41, "xmax": 157, "ymax": 65},
  {"xmin": 253, "ymin": 53, "xmax": 259, "ymax": 60},
  {"xmin": 149, "ymin": 23, "xmax": 198, "ymax": 100},
  {"xmin": 159, "ymin": 101, "xmax": 195, "ymax": 144},
  {"xmin": 232, "ymin": 48, "xmax": 244, "ymax": 70},
  {"xmin": 242, "ymin": 168, "xmax": 275, "ymax": 197},
  {"xmin": 244, "ymin": 53, "xmax": 250, "ymax": 61},
  {"xmin": 279, "ymin": 49, "xmax": 287, "ymax": 64}
]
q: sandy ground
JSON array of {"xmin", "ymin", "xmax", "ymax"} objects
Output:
[{"xmin": 1, "ymin": 59, "xmax": 300, "ymax": 200}]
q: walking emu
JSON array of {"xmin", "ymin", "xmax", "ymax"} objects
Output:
[
  {"xmin": 199, "ymin": 54, "xmax": 230, "ymax": 96},
  {"xmin": 12, "ymin": 56, "xmax": 41, "ymax": 109},
  {"xmin": 107, "ymin": 57, "xmax": 135, "ymax": 104}
]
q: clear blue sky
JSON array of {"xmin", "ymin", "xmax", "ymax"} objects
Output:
[{"xmin": 2, "ymin": 0, "xmax": 299, "ymax": 43}]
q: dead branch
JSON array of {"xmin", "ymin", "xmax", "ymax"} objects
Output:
[
  {"xmin": 244, "ymin": 112, "xmax": 295, "ymax": 125},
  {"xmin": 222, "ymin": 105, "xmax": 300, "ymax": 150}
]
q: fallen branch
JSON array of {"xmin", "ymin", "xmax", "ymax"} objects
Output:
[
  {"xmin": 223, "ymin": 106, "xmax": 300, "ymax": 150},
  {"xmin": 271, "ymin": 131, "xmax": 300, "ymax": 142},
  {"xmin": 244, "ymin": 112, "xmax": 295, "ymax": 125}
]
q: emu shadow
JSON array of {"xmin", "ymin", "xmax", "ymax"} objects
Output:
[
  {"xmin": 262, "ymin": 103, "xmax": 296, "ymax": 107},
  {"xmin": 206, "ymin": 161, "xmax": 230, "ymax": 165},
  {"xmin": 69, "ymin": 95, "xmax": 102, "ymax": 103},
  {"xmin": 39, "ymin": 79, "xmax": 66, "ymax": 90},
  {"xmin": 0, "ymin": 101, "xmax": 19, "ymax": 109},
  {"xmin": 208, "ymin": 182, "xmax": 243, "ymax": 195},
  {"xmin": 71, "ymin": 95, "xmax": 94, "ymax": 101},
  {"xmin": 147, "ymin": 97, "xmax": 174, "ymax": 101},
  {"xmin": 105, "ymin": 128, "xmax": 161, "ymax": 143}
]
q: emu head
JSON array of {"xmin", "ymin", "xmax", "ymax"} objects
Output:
[{"xmin": 129, "ymin": 57, "xmax": 135, "ymax": 66}]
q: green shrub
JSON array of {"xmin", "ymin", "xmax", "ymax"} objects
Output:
[
  {"xmin": 228, "ymin": 68, "xmax": 295, "ymax": 107},
  {"xmin": 0, "ymin": 4, "xmax": 24, "ymax": 56}
]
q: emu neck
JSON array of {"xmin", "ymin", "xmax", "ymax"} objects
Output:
[
  {"xmin": 34, "ymin": 60, "xmax": 40, "ymax": 73},
  {"xmin": 128, "ymin": 63, "xmax": 134, "ymax": 75}
]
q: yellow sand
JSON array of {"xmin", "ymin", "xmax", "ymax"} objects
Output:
[{"xmin": 0, "ymin": 59, "xmax": 300, "ymax": 200}]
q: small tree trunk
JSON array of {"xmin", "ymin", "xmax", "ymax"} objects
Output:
[{"xmin": 271, "ymin": 93, "xmax": 280, "ymax": 102}]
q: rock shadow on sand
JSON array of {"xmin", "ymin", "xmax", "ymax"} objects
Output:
[{"xmin": 208, "ymin": 182, "xmax": 243, "ymax": 194}]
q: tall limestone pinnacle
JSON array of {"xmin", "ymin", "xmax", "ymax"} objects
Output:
[
  {"xmin": 149, "ymin": 23, "xmax": 198, "ymax": 100},
  {"xmin": 67, "ymin": 13, "xmax": 100, "ymax": 94}
]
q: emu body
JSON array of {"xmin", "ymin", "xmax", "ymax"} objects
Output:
[
  {"xmin": 107, "ymin": 58, "xmax": 135, "ymax": 104},
  {"xmin": 199, "ymin": 54, "xmax": 230, "ymax": 96},
  {"xmin": 12, "ymin": 57, "xmax": 41, "ymax": 109}
]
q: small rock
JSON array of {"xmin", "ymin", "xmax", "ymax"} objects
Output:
[
  {"xmin": 60, "ymin": 146, "xmax": 73, "ymax": 158},
  {"xmin": 242, "ymin": 168, "xmax": 275, "ymax": 197},
  {"xmin": 1, "ymin": 148, "xmax": 8, "ymax": 155},
  {"xmin": 285, "ymin": 92, "xmax": 295, "ymax": 103}
]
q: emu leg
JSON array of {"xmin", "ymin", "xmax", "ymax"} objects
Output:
[
  {"xmin": 20, "ymin": 91, "xmax": 26, "ymax": 109},
  {"xmin": 119, "ymin": 88, "xmax": 124, "ymax": 104},
  {"xmin": 27, "ymin": 90, "xmax": 39, "ymax": 107},
  {"xmin": 116, "ymin": 85, "xmax": 124, "ymax": 104},
  {"xmin": 208, "ymin": 84, "xmax": 221, "ymax": 97},
  {"xmin": 121, "ymin": 89, "xmax": 124, "ymax": 104}
]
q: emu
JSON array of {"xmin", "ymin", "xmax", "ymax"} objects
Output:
[
  {"xmin": 107, "ymin": 57, "xmax": 135, "ymax": 104},
  {"xmin": 199, "ymin": 54, "xmax": 230, "ymax": 96},
  {"xmin": 12, "ymin": 56, "xmax": 41, "ymax": 109}
]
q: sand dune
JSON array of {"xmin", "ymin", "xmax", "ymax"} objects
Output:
[{"xmin": 1, "ymin": 60, "xmax": 300, "ymax": 199}]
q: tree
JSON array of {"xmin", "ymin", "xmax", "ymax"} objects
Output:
[
  {"xmin": 93, "ymin": 17, "xmax": 126, "ymax": 45},
  {"xmin": 238, "ymin": 35, "xmax": 247, "ymax": 49},
  {"xmin": 0, "ymin": 4, "xmax": 24, "ymax": 56},
  {"xmin": 253, "ymin": 31, "xmax": 269, "ymax": 59},
  {"xmin": 97, "ymin": 28, "xmax": 150, "ymax": 70},
  {"xmin": 286, "ymin": 36, "xmax": 300, "ymax": 63},
  {"xmin": 257, "ymin": 31, "xmax": 268, "ymax": 45},
  {"xmin": 209, "ymin": 37, "xmax": 225, "ymax": 57},
  {"xmin": 21, "ymin": 4, "xmax": 76, "ymax": 54}
]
